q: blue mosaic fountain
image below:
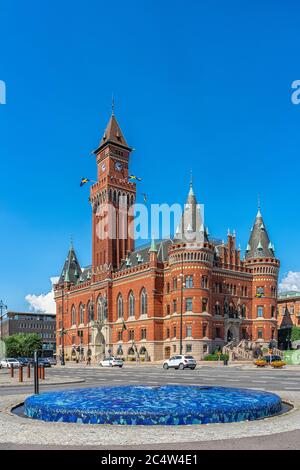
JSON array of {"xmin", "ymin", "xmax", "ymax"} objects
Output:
[{"xmin": 24, "ymin": 385, "xmax": 281, "ymax": 425}]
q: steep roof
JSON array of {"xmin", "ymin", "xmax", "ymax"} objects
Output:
[
  {"xmin": 59, "ymin": 243, "xmax": 82, "ymax": 284},
  {"xmin": 174, "ymin": 184, "xmax": 208, "ymax": 243},
  {"xmin": 245, "ymin": 208, "xmax": 275, "ymax": 260},
  {"xmin": 96, "ymin": 114, "xmax": 131, "ymax": 151},
  {"xmin": 118, "ymin": 239, "xmax": 172, "ymax": 271}
]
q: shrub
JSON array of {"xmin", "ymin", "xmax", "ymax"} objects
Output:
[
  {"xmin": 254, "ymin": 359, "xmax": 267, "ymax": 367},
  {"xmin": 204, "ymin": 353, "xmax": 229, "ymax": 361},
  {"xmin": 271, "ymin": 361, "xmax": 285, "ymax": 368}
]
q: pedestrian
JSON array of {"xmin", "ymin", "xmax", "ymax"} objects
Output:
[{"xmin": 86, "ymin": 356, "xmax": 91, "ymax": 366}]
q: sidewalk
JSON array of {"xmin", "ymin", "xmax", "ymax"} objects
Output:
[{"xmin": 0, "ymin": 370, "xmax": 85, "ymax": 388}]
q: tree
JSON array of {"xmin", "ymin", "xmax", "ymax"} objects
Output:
[
  {"xmin": 4, "ymin": 333, "xmax": 42, "ymax": 357},
  {"xmin": 291, "ymin": 327, "xmax": 300, "ymax": 343}
]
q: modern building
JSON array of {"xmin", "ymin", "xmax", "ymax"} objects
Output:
[
  {"xmin": 54, "ymin": 111, "xmax": 280, "ymax": 362},
  {"xmin": 277, "ymin": 291, "xmax": 300, "ymax": 329},
  {"xmin": 1, "ymin": 311, "xmax": 56, "ymax": 356}
]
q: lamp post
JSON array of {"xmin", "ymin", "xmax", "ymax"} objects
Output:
[
  {"xmin": 0, "ymin": 300, "xmax": 8, "ymax": 342},
  {"xmin": 60, "ymin": 289, "xmax": 65, "ymax": 366},
  {"xmin": 179, "ymin": 259, "xmax": 185, "ymax": 355}
]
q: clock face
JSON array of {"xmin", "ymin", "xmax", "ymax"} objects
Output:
[
  {"xmin": 115, "ymin": 161, "xmax": 123, "ymax": 172},
  {"xmin": 101, "ymin": 163, "xmax": 106, "ymax": 173}
]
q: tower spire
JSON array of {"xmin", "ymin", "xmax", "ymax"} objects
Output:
[
  {"xmin": 111, "ymin": 94, "xmax": 115, "ymax": 116},
  {"xmin": 245, "ymin": 206, "xmax": 275, "ymax": 259}
]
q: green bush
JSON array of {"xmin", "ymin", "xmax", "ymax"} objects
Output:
[
  {"xmin": 204, "ymin": 353, "xmax": 229, "ymax": 361},
  {"xmin": 4, "ymin": 333, "xmax": 42, "ymax": 357}
]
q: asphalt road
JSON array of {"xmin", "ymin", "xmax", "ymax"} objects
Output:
[
  {"xmin": 1, "ymin": 364, "xmax": 300, "ymax": 450},
  {"xmin": 1, "ymin": 363, "xmax": 300, "ymax": 395}
]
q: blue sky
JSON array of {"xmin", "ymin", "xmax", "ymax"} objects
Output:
[{"xmin": 0, "ymin": 0, "xmax": 300, "ymax": 312}]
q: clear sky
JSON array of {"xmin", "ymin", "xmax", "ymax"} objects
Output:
[{"xmin": 1, "ymin": 0, "xmax": 300, "ymax": 312}]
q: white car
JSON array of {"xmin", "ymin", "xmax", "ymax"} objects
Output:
[
  {"xmin": 0, "ymin": 358, "xmax": 20, "ymax": 369},
  {"xmin": 163, "ymin": 355, "xmax": 197, "ymax": 370},
  {"xmin": 99, "ymin": 356, "xmax": 124, "ymax": 368}
]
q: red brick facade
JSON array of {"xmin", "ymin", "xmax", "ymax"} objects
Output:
[{"xmin": 54, "ymin": 114, "xmax": 280, "ymax": 362}]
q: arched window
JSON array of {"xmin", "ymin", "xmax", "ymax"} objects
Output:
[
  {"xmin": 128, "ymin": 291, "xmax": 135, "ymax": 317},
  {"xmin": 71, "ymin": 305, "xmax": 76, "ymax": 325},
  {"xmin": 140, "ymin": 288, "xmax": 148, "ymax": 316},
  {"xmin": 97, "ymin": 296, "xmax": 105, "ymax": 322},
  {"xmin": 88, "ymin": 301, "xmax": 94, "ymax": 322},
  {"xmin": 241, "ymin": 305, "xmax": 246, "ymax": 318},
  {"xmin": 117, "ymin": 294, "xmax": 123, "ymax": 318},
  {"xmin": 79, "ymin": 304, "xmax": 84, "ymax": 325}
]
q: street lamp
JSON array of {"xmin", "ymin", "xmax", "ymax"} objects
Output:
[
  {"xmin": 0, "ymin": 300, "xmax": 8, "ymax": 342},
  {"xmin": 60, "ymin": 289, "xmax": 65, "ymax": 365},
  {"xmin": 178, "ymin": 259, "xmax": 185, "ymax": 355}
]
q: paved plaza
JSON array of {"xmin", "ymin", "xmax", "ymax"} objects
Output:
[{"xmin": 1, "ymin": 363, "xmax": 300, "ymax": 449}]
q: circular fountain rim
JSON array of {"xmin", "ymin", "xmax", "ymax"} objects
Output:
[{"xmin": 22, "ymin": 384, "xmax": 283, "ymax": 426}]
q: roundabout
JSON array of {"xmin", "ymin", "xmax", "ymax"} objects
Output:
[{"xmin": 23, "ymin": 385, "xmax": 282, "ymax": 425}]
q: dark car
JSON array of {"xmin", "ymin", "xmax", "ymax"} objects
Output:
[
  {"xmin": 29, "ymin": 358, "xmax": 51, "ymax": 367},
  {"xmin": 17, "ymin": 357, "xmax": 29, "ymax": 366},
  {"xmin": 263, "ymin": 355, "xmax": 282, "ymax": 363}
]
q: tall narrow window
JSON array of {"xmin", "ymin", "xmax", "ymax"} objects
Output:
[
  {"xmin": 71, "ymin": 306, "xmax": 76, "ymax": 326},
  {"xmin": 185, "ymin": 276, "xmax": 193, "ymax": 288},
  {"xmin": 257, "ymin": 306, "xmax": 264, "ymax": 318},
  {"xmin": 140, "ymin": 288, "xmax": 148, "ymax": 316},
  {"xmin": 88, "ymin": 302, "xmax": 94, "ymax": 322},
  {"xmin": 202, "ymin": 298, "xmax": 208, "ymax": 312},
  {"xmin": 185, "ymin": 298, "xmax": 193, "ymax": 311},
  {"xmin": 129, "ymin": 291, "xmax": 135, "ymax": 317},
  {"xmin": 97, "ymin": 297, "xmax": 104, "ymax": 322},
  {"xmin": 117, "ymin": 294, "xmax": 124, "ymax": 318},
  {"xmin": 79, "ymin": 304, "xmax": 84, "ymax": 325}
]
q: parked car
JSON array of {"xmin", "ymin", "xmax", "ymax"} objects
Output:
[
  {"xmin": 263, "ymin": 355, "xmax": 282, "ymax": 364},
  {"xmin": 0, "ymin": 358, "xmax": 20, "ymax": 369},
  {"xmin": 100, "ymin": 356, "xmax": 124, "ymax": 368},
  {"xmin": 28, "ymin": 358, "xmax": 51, "ymax": 367},
  {"xmin": 17, "ymin": 357, "xmax": 29, "ymax": 366},
  {"xmin": 163, "ymin": 355, "xmax": 197, "ymax": 370},
  {"xmin": 46, "ymin": 357, "xmax": 57, "ymax": 366}
]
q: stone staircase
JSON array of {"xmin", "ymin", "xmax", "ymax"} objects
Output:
[
  {"xmin": 223, "ymin": 340, "xmax": 255, "ymax": 361},
  {"xmin": 223, "ymin": 340, "xmax": 284, "ymax": 361}
]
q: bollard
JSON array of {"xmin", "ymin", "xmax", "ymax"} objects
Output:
[
  {"xmin": 19, "ymin": 366, "xmax": 23, "ymax": 382},
  {"xmin": 27, "ymin": 364, "xmax": 31, "ymax": 379},
  {"xmin": 34, "ymin": 350, "xmax": 39, "ymax": 394},
  {"xmin": 41, "ymin": 365, "xmax": 45, "ymax": 380},
  {"xmin": 10, "ymin": 364, "xmax": 14, "ymax": 378}
]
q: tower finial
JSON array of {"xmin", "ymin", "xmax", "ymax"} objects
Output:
[
  {"xmin": 190, "ymin": 169, "xmax": 193, "ymax": 188},
  {"xmin": 256, "ymin": 194, "xmax": 262, "ymax": 218},
  {"xmin": 70, "ymin": 236, "xmax": 73, "ymax": 250},
  {"xmin": 111, "ymin": 93, "xmax": 115, "ymax": 116}
]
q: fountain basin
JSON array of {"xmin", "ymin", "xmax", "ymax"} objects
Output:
[{"xmin": 24, "ymin": 385, "xmax": 282, "ymax": 425}]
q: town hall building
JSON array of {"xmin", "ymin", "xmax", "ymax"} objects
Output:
[{"xmin": 54, "ymin": 112, "xmax": 280, "ymax": 362}]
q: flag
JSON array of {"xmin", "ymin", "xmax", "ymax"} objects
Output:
[
  {"xmin": 122, "ymin": 320, "xmax": 127, "ymax": 332},
  {"xmin": 80, "ymin": 177, "xmax": 90, "ymax": 187},
  {"xmin": 128, "ymin": 175, "xmax": 142, "ymax": 182}
]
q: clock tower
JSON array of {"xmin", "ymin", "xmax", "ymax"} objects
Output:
[{"xmin": 90, "ymin": 112, "xmax": 136, "ymax": 274}]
